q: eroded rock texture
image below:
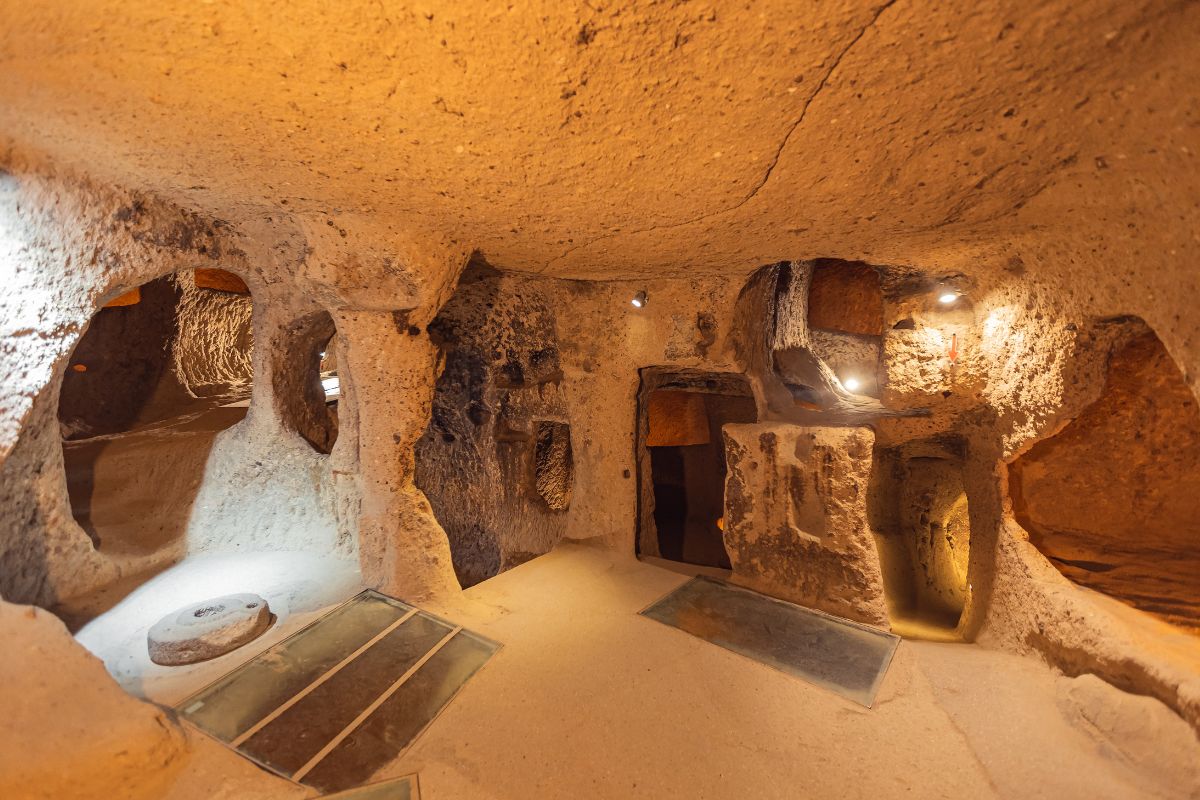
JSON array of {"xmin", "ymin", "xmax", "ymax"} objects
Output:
[
  {"xmin": 172, "ymin": 270, "xmax": 254, "ymax": 398},
  {"xmin": 722, "ymin": 423, "xmax": 888, "ymax": 627},
  {"xmin": 0, "ymin": 0, "xmax": 1198, "ymax": 789},
  {"xmin": 415, "ymin": 265, "xmax": 571, "ymax": 586},
  {"xmin": 534, "ymin": 421, "xmax": 573, "ymax": 512},
  {"xmin": 1010, "ymin": 330, "xmax": 1200, "ymax": 632}
]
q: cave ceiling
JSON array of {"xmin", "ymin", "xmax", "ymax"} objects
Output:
[{"xmin": 1, "ymin": 0, "xmax": 1196, "ymax": 279}]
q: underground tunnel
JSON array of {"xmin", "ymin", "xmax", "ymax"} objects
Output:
[{"xmin": 1, "ymin": 2, "xmax": 1199, "ymax": 799}]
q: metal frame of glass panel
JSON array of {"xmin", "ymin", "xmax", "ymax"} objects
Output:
[
  {"xmin": 319, "ymin": 773, "xmax": 419, "ymax": 799},
  {"xmin": 176, "ymin": 590, "xmax": 499, "ymax": 793}
]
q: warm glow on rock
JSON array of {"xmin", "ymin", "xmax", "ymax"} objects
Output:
[{"xmin": 0, "ymin": 3, "xmax": 1197, "ymax": 795}]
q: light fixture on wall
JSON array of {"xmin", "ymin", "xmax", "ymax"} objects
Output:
[
  {"xmin": 934, "ymin": 277, "xmax": 967, "ymax": 306},
  {"xmin": 631, "ymin": 290, "xmax": 648, "ymax": 308}
]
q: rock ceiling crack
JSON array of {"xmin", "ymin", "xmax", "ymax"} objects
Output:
[{"xmin": 539, "ymin": 0, "xmax": 901, "ymax": 273}]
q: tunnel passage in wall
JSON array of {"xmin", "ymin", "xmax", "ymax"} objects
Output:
[
  {"xmin": 1009, "ymin": 324, "xmax": 1200, "ymax": 633},
  {"xmin": 637, "ymin": 370, "xmax": 757, "ymax": 569},
  {"xmin": 807, "ymin": 259, "xmax": 884, "ymax": 337},
  {"xmin": 59, "ymin": 269, "xmax": 254, "ymax": 554},
  {"xmin": 275, "ymin": 311, "xmax": 340, "ymax": 454},
  {"xmin": 735, "ymin": 260, "xmax": 887, "ymax": 420},
  {"xmin": 870, "ymin": 442, "xmax": 971, "ymax": 638},
  {"xmin": 415, "ymin": 260, "xmax": 571, "ymax": 588}
]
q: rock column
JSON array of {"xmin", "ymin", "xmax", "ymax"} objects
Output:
[{"xmin": 336, "ymin": 311, "xmax": 460, "ymax": 601}]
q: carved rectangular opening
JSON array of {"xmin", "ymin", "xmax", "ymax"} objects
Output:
[
  {"xmin": 636, "ymin": 370, "xmax": 757, "ymax": 570},
  {"xmin": 869, "ymin": 441, "xmax": 971, "ymax": 640}
]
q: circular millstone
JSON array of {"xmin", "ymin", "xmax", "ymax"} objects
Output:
[{"xmin": 148, "ymin": 593, "xmax": 273, "ymax": 666}]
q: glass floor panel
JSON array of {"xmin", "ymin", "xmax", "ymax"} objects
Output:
[
  {"xmin": 641, "ymin": 576, "xmax": 899, "ymax": 707},
  {"xmin": 177, "ymin": 590, "xmax": 499, "ymax": 792},
  {"xmin": 320, "ymin": 774, "xmax": 419, "ymax": 799},
  {"xmin": 182, "ymin": 592, "xmax": 415, "ymax": 742},
  {"xmin": 240, "ymin": 612, "xmax": 453, "ymax": 777},
  {"xmin": 302, "ymin": 631, "xmax": 496, "ymax": 793}
]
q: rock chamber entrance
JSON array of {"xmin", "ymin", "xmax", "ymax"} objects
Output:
[
  {"xmin": 1009, "ymin": 321, "xmax": 1200, "ymax": 632},
  {"xmin": 47, "ymin": 268, "xmax": 365, "ymax": 703},
  {"xmin": 58, "ymin": 269, "xmax": 254, "ymax": 558},
  {"xmin": 636, "ymin": 370, "xmax": 757, "ymax": 570}
]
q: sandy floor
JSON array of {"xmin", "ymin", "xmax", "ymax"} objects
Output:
[
  {"xmin": 153, "ymin": 542, "xmax": 1199, "ymax": 800},
  {"xmin": 407, "ymin": 544, "xmax": 1200, "ymax": 800}
]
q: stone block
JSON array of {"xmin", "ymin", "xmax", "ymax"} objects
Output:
[
  {"xmin": 722, "ymin": 422, "xmax": 888, "ymax": 627},
  {"xmin": 148, "ymin": 593, "xmax": 272, "ymax": 665}
]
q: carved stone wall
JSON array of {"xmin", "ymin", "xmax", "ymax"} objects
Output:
[{"xmin": 722, "ymin": 422, "xmax": 888, "ymax": 627}]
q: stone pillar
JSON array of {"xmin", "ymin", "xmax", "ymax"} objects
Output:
[
  {"xmin": 722, "ymin": 422, "xmax": 889, "ymax": 627},
  {"xmin": 561, "ymin": 368, "xmax": 640, "ymax": 551},
  {"xmin": 335, "ymin": 311, "xmax": 460, "ymax": 601}
]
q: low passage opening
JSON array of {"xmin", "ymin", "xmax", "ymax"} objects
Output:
[
  {"xmin": 276, "ymin": 311, "xmax": 340, "ymax": 454},
  {"xmin": 1009, "ymin": 320, "xmax": 1200, "ymax": 633},
  {"xmin": 870, "ymin": 444, "xmax": 971, "ymax": 640}
]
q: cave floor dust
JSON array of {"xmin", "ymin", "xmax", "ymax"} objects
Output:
[{"xmin": 148, "ymin": 543, "xmax": 1200, "ymax": 799}]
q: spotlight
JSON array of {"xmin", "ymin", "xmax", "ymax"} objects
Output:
[
  {"xmin": 842, "ymin": 376, "xmax": 861, "ymax": 392},
  {"xmin": 631, "ymin": 290, "xmax": 648, "ymax": 308},
  {"xmin": 938, "ymin": 292, "xmax": 959, "ymax": 304}
]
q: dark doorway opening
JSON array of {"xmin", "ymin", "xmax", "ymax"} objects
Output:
[
  {"xmin": 869, "ymin": 441, "xmax": 971, "ymax": 640},
  {"xmin": 636, "ymin": 370, "xmax": 757, "ymax": 570}
]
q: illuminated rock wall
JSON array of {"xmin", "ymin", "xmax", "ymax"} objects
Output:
[{"xmin": 1010, "ymin": 329, "xmax": 1200, "ymax": 632}]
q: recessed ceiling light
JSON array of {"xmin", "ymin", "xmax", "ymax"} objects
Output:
[
  {"xmin": 631, "ymin": 290, "xmax": 648, "ymax": 308},
  {"xmin": 938, "ymin": 292, "xmax": 959, "ymax": 304}
]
